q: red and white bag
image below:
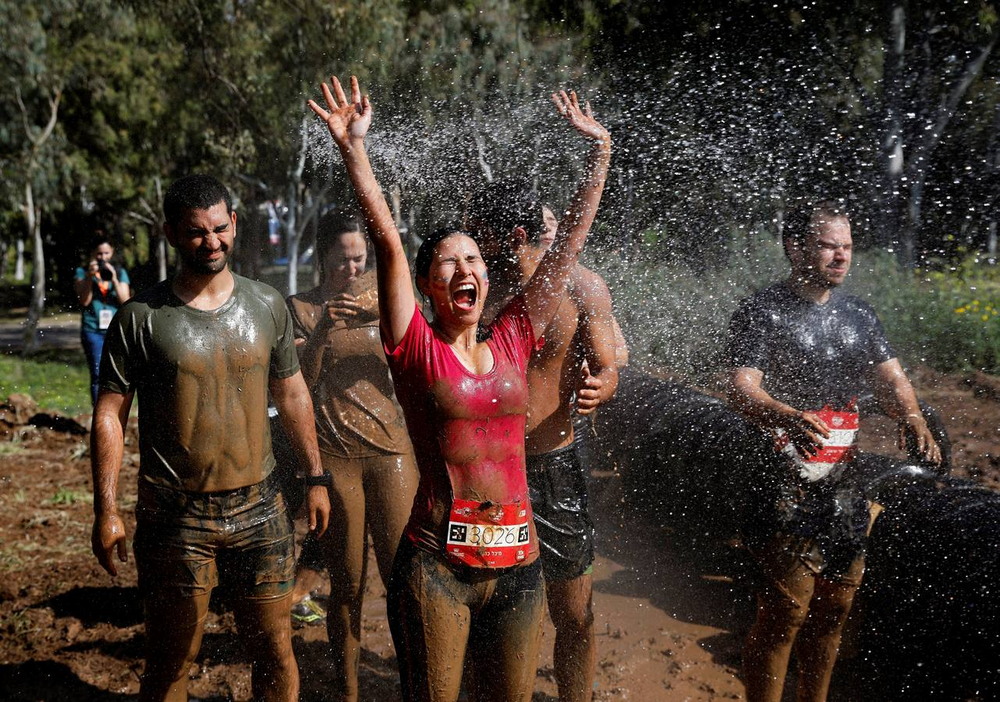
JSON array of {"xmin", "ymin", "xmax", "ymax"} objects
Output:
[{"xmin": 775, "ymin": 405, "xmax": 859, "ymax": 482}]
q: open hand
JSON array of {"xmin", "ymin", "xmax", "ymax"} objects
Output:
[
  {"xmin": 784, "ymin": 410, "xmax": 831, "ymax": 459},
  {"xmin": 308, "ymin": 75, "xmax": 372, "ymax": 148},
  {"xmin": 551, "ymin": 90, "xmax": 610, "ymax": 143}
]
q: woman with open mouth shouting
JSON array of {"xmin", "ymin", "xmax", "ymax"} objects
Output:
[{"xmin": 309, "ymin": 74, "xmax": 610, "ymax": 702}]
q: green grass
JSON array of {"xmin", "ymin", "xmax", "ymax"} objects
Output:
[{"xmin": 0, "ymin": 348, "xmax": 91, "ymax": 416}]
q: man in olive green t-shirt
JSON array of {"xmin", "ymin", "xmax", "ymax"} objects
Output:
[{"xmin": 90, "ymin": 174, "xmax": 330, "ymax": 702}]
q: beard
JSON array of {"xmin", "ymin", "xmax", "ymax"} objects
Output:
[{"xmin": 179, "ymin": 247, "xmax": 230, "ymax": 275}]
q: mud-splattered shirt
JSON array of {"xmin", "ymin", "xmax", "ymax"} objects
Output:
[
  {"xmin": 727, "ymin": 282, "xmax": 895, "ymax": 409},
  {"xmin": 287, "ymin": 273, "xmax": 411, "ymax": 459},
  {"xmin": 100, "ymin": 275, "xmax": 299, "ymax": 493},
  {"xmin": 384, "ymin": 297, "xmax": 540, "ymax": 568}
]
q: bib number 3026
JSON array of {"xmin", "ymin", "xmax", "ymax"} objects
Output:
[{"xmin": 446, "ymin": 498, "xmax": 531, "ymax": 568}]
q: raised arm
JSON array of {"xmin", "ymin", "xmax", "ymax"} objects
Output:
[
  {"xmin": 308, "ymin": 76, "xmax": 414, "ymax": 346},
  {"xmin": 523, "ymin": 91, "xmax": 611, "ymax": 334}
]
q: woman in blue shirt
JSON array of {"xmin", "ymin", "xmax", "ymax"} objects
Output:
[{"xmin": 74, "ymin": 235, "xmax": 131, "ymax": 404}]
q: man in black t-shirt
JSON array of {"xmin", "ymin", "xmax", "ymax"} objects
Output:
[{"xmin": 725, "ymin": 199, "xmax": 940, "ymax": 702}]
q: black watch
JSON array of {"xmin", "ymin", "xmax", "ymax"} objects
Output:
[{"xmin": 304, "ymin": 472, "xmax": 332, "ymax": 487}]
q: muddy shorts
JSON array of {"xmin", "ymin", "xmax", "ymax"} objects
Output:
[
  {"xmin": 527, "ymin": 443, "xmax": 596, "ymax": 581},
  {"xmin": 133, "ymin": 472, "xmax": 295, "ymax": 600}
]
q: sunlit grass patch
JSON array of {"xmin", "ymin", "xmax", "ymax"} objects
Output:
[
  {"xmin": 45, "ymin": 488, "xmax": 92, "ymax": 506},
  {"xmin": 0, "ymin": 348, "xmax": 91, "ymax": 416}
]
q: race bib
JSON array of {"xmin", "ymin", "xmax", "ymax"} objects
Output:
[
  {"xmin": 775, "ymin": 407, "xmax": 859, "ymax": 482},
  {"xmin": 98, "ymin": 308, "xmax": 114, "ymax": 330},
  {"xmin": 446, "ymin": 498, "xmax": 532, "ymax": 568}
]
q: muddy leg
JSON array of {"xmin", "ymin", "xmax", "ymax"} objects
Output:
[
  {"xmin": 366, "ymin": 451, "xmax": 419, "ymax": 587},
  {"xmin": 466, "ymin": 561, "xmax": 545, "ymax": 702},
  {"xmin": 235, "ymin": 592, "xmax": 299, "ymax": 702},
  {"xmin": 547, "ymin": 573, "xmax": 596, "ymax": 702},
  {"xmin": 793, "ymin": 560, "xmax": 864, "ymax": 702},
  {"xmin": 388, "ymin": 543, "xmax": 471, "ymax": 702},
  {"xmin": 322, "ymin": 453, "xmax": 367, "ymax": 702},
  {"xmin": 139, "ymin": 590, "xmax": 210, "ymax": 702},
  {"xmin": 743, "ymin": 543, "xmax": 815, "ymax": 702}
]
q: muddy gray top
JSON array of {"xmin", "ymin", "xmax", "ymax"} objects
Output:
[
  {"xmin": 727, "ymin": 282, "xmax": 895, "ymax": 409},
  {"xmin": 100, "ymin": 274, "xmax": 299, "ymax": 492}
]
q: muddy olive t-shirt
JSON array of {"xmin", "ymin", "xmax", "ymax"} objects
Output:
[{"xmin": 99, "ymin": 274, "xmax": 299, "ymax": 493}]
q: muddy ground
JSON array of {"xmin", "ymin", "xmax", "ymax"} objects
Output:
[{"xmin": 0, "ymin": 366, "xmax": 997, "ymax": 701}]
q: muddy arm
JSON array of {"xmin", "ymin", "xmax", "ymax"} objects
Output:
[
  {"xmin": 308, "ymin": 75, "xmax": 414, "ymax": 347},
  {"xmin": 523, "ymin": 91, "xmax": 611, "ymax": 335},
  {"xmin": 575, "ymin": 269, "xmax": 619, "ymax": 414},
  {"xmin": 727, "ymin": 366, "xmax": 830, "ymax": 458},
  {"xmin": 270, "ymin": 371, "xmax": 330, "ymax": 535},
  {"xmin": 90, "ymin": 390, "xmax": 133, "ymax": 576}
]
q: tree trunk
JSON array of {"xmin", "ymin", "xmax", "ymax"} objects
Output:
[
  {"xmin": 21, "ymin": 182, "xmax": 45, "ymax": 355},
  {"xmin": 877, "ymin": 1, "xmax": 907, "ymax": 251},
  {"xmin": 14, "ymin": 238, "xmax": 25, "ymax": 281}
]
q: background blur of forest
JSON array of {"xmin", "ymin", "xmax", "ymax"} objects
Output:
[{"xmin": 3, "ymin": 0, "xmax": 1000, "ymax": 374}]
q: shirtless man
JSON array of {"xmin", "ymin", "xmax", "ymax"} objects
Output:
[
  {"xmin": 471, "ymin": 179, "xmax": 620, "ymax": 702},
  {"xmin": 90, "ymin": 174, "xmax": 330, "ymax": 702},
  {"xmin": 726, "ymin": 198, "xmax": 940, "ymax": 702}
]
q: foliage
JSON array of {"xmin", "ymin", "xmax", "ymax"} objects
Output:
[
  {"xmin": 852, "ymin": 251, "xmax": 1000, "ymax": 373},
  {"xmin": 1, "ymin": 0, "xmax": 1000, "ymax": 330}
]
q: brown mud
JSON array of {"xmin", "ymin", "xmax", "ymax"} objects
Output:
[{"xmin": 0, "ymin": 366, "xmax": 997, "ymax": 701}]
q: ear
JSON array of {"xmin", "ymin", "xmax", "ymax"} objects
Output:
[
  {"xmin": 416, "ymin": 274, "xmax": 430, "ymax": 298},
  {"xmin": 163, "ymin": 222, "xmax": 178, "ymax": 248},
  {"xmin": 512, "ymin": 226, "xmax": 529, "ymax": 247},
  {"xmin": 231, "ymin": 210, "xmax": 238, "ymax": 240}
]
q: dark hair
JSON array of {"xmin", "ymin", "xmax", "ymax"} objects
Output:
[
  {"xmin": 89, "ymin": 233, "xmax": 113, "ymax": 253},
  {"xmin": 466, "ymin": 177, "xmax": 543, "ymax": 245},
  {"xmin": 782, "ymin": 198, "xmax": 849, "ymax": 257},
  {"xmin": 163, "ymin": 174, "xmax": 233, "ymax": 228},
  {"xmin": 415, "ymin": 225, "xmax": 473, "ymax": 279},
  {"xmin": 316, "ymin": 210, "xmax": 364, "ymax": 258}
]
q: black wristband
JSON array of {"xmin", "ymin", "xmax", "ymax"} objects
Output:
[{"xmin": 304, "ymin": 472, "xmax": 332, "ymax": 487}]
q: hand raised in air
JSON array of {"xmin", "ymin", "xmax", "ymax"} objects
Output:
[
  {"xmin": 308, "ymin": 75, "xmax": 372, "ymax": 148},
  {"xmin": 551, "ymin": 90, "xmax": 610, "ymax": 144}
]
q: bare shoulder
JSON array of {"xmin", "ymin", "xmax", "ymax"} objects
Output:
[{"xmin": 569, "ymin": 263, "xmax": 612, "ymax": 306}]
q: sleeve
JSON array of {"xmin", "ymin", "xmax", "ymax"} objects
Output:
[
  {"xmin": 74, "ymin": 266, "xmax": 86, "ymax": 282},
  {"xmin": 488, "ymin": 295, "xmax": 540, "ymax": 363},
  {"xmin": 98, "ymin": 309, "xmax": 137, "ymax": 395},
  {"xmin": 286, "ymin": 296, "xmax": 311, "ymax": 342},
  {"xmin": 382, "ymin": 304, "xmax": 429, "ymax": 370},
  {"xmin": 269, "ymin": 295, "xmax": 301, "ymax": 379},
  {"xmin": 117, "ymin": 267, "xmax": 131, "ymax": 285},
  {"xmin": 864, "ymin": 304, "xmax": 896, "ymax": 365},
  {"xmin": 726, "ymin": 298, "xmax": 770, "ymax": 371}
]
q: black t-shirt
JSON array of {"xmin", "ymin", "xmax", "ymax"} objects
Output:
[{"xmin": 726, "ymin": 282, "xmax": 895, "ymax": 410}]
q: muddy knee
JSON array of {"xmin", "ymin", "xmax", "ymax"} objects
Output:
[{"xmin": 751, "ymin": 586, "xmax": 810, "ymax": 647}]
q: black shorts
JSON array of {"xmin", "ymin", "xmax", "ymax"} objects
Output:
[
  {"xmin": 133, "ymin": 472, "xmax": 295, "ymax": 600},
  {"xmin": 526, "ymin": 443, "xmax": 596, "ymax": 581},
  {"xmin": 745, "ymin": 474, "xmax": 870, "ymax": 579}
]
